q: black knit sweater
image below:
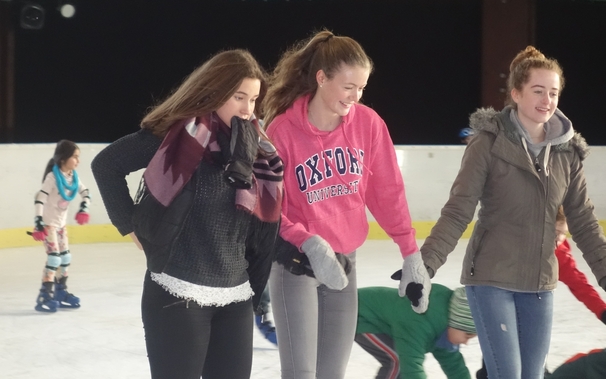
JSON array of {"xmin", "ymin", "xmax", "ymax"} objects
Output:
[{"xmin": 91, "ymin": 129, "xmax": 253, "ymax": 289}]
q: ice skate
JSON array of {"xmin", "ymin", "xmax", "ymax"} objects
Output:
[
  {"xmin": 54, "ymin": 277, "xmax": 81, "ymax": 308},
  {"xmin": 255, "ymin": 314, "xmax": 277, "ymax": 345},
  {"xmin": 35, "ymin": 285, "xmax": 59, "ymax": 313}
]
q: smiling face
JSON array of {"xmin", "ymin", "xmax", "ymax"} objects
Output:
[
  {"xmin": 316, "ymin": 63, "xmax": 370, "ymax": 118},
  {"xmin": 511, "ymin": 68, "xmax": 561, "ymax": 130},
  {"xmin": 215, "ymin": 77, "xmax": 261, "ymax": 126}
]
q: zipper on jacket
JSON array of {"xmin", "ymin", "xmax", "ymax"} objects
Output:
[
  {"xmin": 537, "ymin": 172, "xmax": 550, "ymax": 292},
  {"xmin": 536, "ymin": 149, "xmax": 552, "ymax": 292},
  {"xmin": 534, "ymin": 157, "xmax": 542, "ymax": 172},
  {"xmin": 470, "ymin": 261, "xmax": 475, "ymax": 276}
]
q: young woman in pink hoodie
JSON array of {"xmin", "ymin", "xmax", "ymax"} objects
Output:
[{"xmin": 262, "ymin": 30, "xmax": 426, "ymax": 379}]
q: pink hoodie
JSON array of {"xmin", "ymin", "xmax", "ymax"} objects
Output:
[{"xmin": 266, "ymin": 94, "xmax": 417, "ymax": 257}]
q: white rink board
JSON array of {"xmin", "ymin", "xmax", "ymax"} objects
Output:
[{"xmin": 0, "ymin": 143, "xmax": 604, "ymax": 229}]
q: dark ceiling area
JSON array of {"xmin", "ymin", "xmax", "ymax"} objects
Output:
[{"xmin": 6, "ymin": 0, "xmax": 606, "ymax": 145}]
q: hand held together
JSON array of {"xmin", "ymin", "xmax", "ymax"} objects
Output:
[
  {"xmin": 301, "ymin": 235, "xmax": 348, "ymax": 290},
  {"xmin": 399, "ymin": 251, "xmax": 432, "ymax": 314}
]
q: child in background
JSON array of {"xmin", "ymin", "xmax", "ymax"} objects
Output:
[
  {"xmin": 355, "ymin": 281, "xmax": 477, "ymax": 379},
  {"xmin": 554, "ymin": 206, "xmax": 606, "ymax": 322},
  {"xmin": 31, "ymin": 140, "xmax": 90, "ymax": 312}
]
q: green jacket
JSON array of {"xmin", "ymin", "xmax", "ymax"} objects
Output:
[{"xmin": 356, "ymin": 284, "xmax": 471, "ymax": 379}]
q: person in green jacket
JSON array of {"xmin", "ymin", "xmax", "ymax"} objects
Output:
[
  {"xmin": 355, "ymin": 283, "xmax": 477, "ymax": 379},
  {"xmin": 544, "ymin": 349, "xmax": 606, "ymax": 379}
]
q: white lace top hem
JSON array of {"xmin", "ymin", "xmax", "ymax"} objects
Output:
[{"xmin": 150, "ymin": 272, "xmax": 253, "ymax": 307}]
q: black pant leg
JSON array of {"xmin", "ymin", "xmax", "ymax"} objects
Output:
[
  {"xmin": 142, "ymin": 271, "xmax": 212, "ymax": 379},
  {"xmin": 202, "ymin": 299, "xmax": 253, "ymax": 379}
]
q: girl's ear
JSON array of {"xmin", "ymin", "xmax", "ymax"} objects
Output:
[
  {"xmin": 511, "ymin": 88, "xmax": 520, "ymax": 104},
  {"xmin": 315, "ymin": 70, "xmax": 326, "ymax": 88}
]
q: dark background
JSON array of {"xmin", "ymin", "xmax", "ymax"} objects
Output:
[{"xmin": 9, "ymin": 0, "xmax": 606, "ymax": 145}]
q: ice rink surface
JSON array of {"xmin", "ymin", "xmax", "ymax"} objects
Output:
[{"xmin": 2, "ymin": 239, "xmax": 605, "ymax": 378}]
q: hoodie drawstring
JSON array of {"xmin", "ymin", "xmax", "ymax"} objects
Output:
[{"xmin": 543, "ymin": 143, "xmax": 551, "ymax": 177}]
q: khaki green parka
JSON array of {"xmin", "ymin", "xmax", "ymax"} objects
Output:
[{"xmin": 422, "ymin": 107, "xmax": 606, "ymax": 292}]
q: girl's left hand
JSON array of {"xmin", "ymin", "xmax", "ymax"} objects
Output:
[
  {"xmin": 75, "ymin": 212, "xmax": 90, "ymax": 225},
  {"xmin": 129, "ymin": 232, "xmax": 143, "ymax": 250}
]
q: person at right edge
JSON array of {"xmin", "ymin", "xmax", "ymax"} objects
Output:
[
  {"xmin": 402, "ymin": 45, "xmax": 606, "ymax": 379},
  {"xmin": 262, "ymin": 30, "xmax": 425, "ymax": 379}
]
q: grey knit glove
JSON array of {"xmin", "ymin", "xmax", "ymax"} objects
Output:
[
  {"xmin": 399, "ymin": 251, "xmax": 431, "ymax": 314},
  {"xmin": 301, "ymin": 235, "xmax": 348, "ymax": 290}
]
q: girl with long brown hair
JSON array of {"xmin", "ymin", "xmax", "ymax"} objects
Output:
[
  {"xmin": 92, "ymin": 49, "xmax": 283, "ymax": 379},
  {"xmin": 264, "ymin": 30, "xmax": 420, "ymax": 379}
]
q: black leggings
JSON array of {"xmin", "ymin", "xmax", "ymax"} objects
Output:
[{"xmin": 141, "ymin": 271, "xmax": 253, "ymax": 379}]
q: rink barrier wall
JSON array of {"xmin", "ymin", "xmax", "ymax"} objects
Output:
[{"xmin": 1, "ymin": 143, "xmax": 604, "ymax": 249}]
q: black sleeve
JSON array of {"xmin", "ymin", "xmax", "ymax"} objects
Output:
[
  {"xmin": 91, "ymin": 129, "xmax": 161, "ymax": 235},
  {"xmin": 245, "ymin": 216, "xmax": 280, "ymax": 312}
]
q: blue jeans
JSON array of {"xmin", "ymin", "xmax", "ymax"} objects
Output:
[
  {"xmin": 466, "ymin": 286, "xmax": 553, "ymax": 379},
  {"xmin": 269, "ymin": 252, "xmax": 357, "ymax": 379}
]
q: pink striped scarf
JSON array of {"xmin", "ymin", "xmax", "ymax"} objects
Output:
[{"xmin": 143, "ymin": 113, "xmax": 283, "ymax": 223}]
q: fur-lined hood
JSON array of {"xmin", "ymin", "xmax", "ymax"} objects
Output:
[{"xmin": 469, "ymin": 107, "xmax": 590, "ymax": 160}]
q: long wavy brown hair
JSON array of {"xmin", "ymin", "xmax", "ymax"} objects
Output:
[{"xmin": 141, "ymin": 49, "xmax": 268, "ymax": 138}]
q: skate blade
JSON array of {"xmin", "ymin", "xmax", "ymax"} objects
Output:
[
  {"xmin": 59, "ymin": 302, "xmax": 81, "ymax": 308},
  {"xmin": 35, "ymin": 303, "xmax": 58, "ymax": 313}
]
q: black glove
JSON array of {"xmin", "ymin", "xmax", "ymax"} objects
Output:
[
  {"xmin": 78, "ymin": 201, "xmax": 89, "ymax": 213},
  {"xmin": 601, "ymin": 310, "xmax": 606, "ymax": 325},
  {"xmin": 476, "ymin": 360, "xmax": 488, "ymax": 379},
  {"xmin": 31, "ymin": 215, "xmax": 48, "ymax": 241},
  {"xmin": 406, "ymin": 283, "xmax": 424, "ymax": 307},
  {"xmin": 223, "ymin": 116, "xmax": 259, "ymax": 189},
  {"xmin": 390, "ymin": 269, "xmax": 424, "ymax": 306},
  {"xmin": 34, "ymin": 215, "xmax": 45, "ymax": 232}
]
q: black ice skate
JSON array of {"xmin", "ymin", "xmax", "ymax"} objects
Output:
[
  {"xmin": 35, "ymin": 283, "xmax": 59, "ymax": 313},
  {"xmin": 54, "ymin": 277, "xmax": 81, "ymax": 308}
]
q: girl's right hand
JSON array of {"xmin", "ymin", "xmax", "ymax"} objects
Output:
[{"xmin": 129, "ymin": 232, "xmax": 143, "ymax": 250}]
